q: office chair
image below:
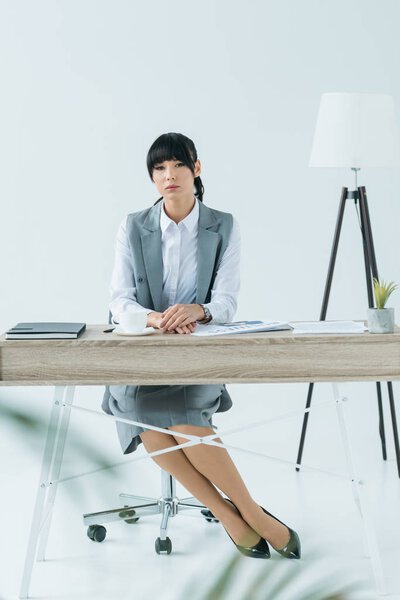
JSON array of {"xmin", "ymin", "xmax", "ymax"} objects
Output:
[{"xmin": 83, "ymin": 312, "xmax": 219, "ymax": 554}]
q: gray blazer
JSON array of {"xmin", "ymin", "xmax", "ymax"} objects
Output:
[
  {"xmin": 124, "ymin": 199, "xmax": 233, "ymax": 311},
  {"xmin": 102, "ymin": 199, "xmax": 234, "ymax": 413}
]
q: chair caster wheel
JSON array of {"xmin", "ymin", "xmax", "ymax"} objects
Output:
[
  {"xmin": 87, "ymin": 524, "xmax": 106, "ymax": 542},
  {"xmin": 201, "ymin": 508, "xmax": 219, "ymax": 523},
  {"xmin": 120, "ymin": 507, "xmax": 140, "ymax": 524},
  {"xmin": 155, "ymin": 537, "xmax": 172, "ymax": 554}
]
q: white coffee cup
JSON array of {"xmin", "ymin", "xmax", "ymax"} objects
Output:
[{"xmin": 119, "ymin": 311, "xmax": 147, "ymax": 333}]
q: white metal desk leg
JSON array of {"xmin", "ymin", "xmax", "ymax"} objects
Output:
[
  {"xmin": 332, "ymin": 383, "xmax": 387, "ymax": 597},
  {"xmin": 36, "ymin": 386, "xmax": 75, "ymax": 560},
  {"xmin": 19, "ymin": 386, "xmax": 69, "ymax": 599}
]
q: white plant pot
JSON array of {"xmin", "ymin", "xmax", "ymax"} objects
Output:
[{"xmin": 367, "ymin": 307, "xmax": 395, "ymax": 333}]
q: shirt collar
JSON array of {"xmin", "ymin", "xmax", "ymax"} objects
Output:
[{"xmin": 160, "ymin": 197, "xmax": 199, "ymax": 233}]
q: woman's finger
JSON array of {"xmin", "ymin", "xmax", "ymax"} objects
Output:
[
  {"xmin": 161, "ymin": 311, "xmax": 184, "ymax": 330},
  {"xmin": 165, "ymin": 316, "xmax": 186, "ymax": 331},
  {"xmin": 175, "ymin": 326, "xmax": 189, "ymax": 334}
]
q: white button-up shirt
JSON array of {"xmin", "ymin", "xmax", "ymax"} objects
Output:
[{"xmin": 110, "ymin": 197, "xmax": 240, "ymax": 324}]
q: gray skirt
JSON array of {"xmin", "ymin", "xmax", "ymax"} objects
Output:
[{"xmin": 102, "ymin": 384, "xmax": 233, "ymax": 454}]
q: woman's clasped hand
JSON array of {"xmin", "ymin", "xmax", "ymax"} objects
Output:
[{"xmin": 149, "ymin": 303, "xmax": 205, "ymax": 334}]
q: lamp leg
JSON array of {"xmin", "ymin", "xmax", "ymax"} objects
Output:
[
  {"xmin": 359, "ymin": 188, "xmax": 400, "ymax": 477},
  {"xmin": 387, "ymin": 382, "xmax": 400, "ymax": 478},
  {"xmin": 359, "ymin": 187, "xmax": 379, "ymax": 280},
  {"xmin": 357, "ymin": 190, "xmax": 387, "ymax": 462},
  {"xmin": 296, "ymin": 187, "xmax": 348, "ymax": 471},
  {"xmin": 376, "ymin": 383, "xmax": 387, "ymax": 461},
  {"xmin": 295, "ymin": 383, "xmax": 314, "ymax": 471}
]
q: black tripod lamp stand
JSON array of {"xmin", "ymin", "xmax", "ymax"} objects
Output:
[{"xmin": 297, "ymin": 93, "xmax": 400, "ymax": 477}]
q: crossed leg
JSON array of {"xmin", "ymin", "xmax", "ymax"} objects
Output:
[
  {"xmin": 139, "ymin": 428, "xmax": 261, "ymax": 547},
  {"xmin": 170, "ymin": 425, "xmax": 291, "ymax": 549},
  {"xmin": 140, "ymin": 424, "xmax": 290, "ymax": 549}
]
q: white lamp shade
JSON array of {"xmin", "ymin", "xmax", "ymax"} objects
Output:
[{"xmin": 309, "ymin": 93, "xmax": 400, "ymax": 168}]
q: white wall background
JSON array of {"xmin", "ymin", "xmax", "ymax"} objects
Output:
[
  {"xmin": 1, "ymin": 1, "xmax": 400, "ymax": 595},
  {"xmin": 1, "ymin": 0, "xmax": 400, "ymax": 328}
]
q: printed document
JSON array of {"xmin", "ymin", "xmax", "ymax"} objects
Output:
[
  {"xmin": 289, "ymin": 321, "xmax": 367, "ymax": 334},
  {"xmin": 192, "ymin": 320, "xmax": 292, "ymax": 336}
]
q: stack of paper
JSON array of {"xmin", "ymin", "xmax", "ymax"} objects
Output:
[
  {"xmin": 192, "ymin": 320, "xmax": 292, "ymax": 336},
  {"xmin": 289, "ymin": 321, "xmax": 367, "ymax": 334}
]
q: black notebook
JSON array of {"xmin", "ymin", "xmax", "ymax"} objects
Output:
[{"xmin": 5, "ymin": 322, "xmax": 86, "ymax": 339}]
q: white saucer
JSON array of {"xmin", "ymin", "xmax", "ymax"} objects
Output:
[{"xmin": 113, "ymin": 327, "xmax": 155, "ymax": 336}]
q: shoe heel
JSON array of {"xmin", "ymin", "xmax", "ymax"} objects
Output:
[
  {"xmin": 222, "ymin": 499, "xmax": 271, "ymax": 559},
  {"xmin": 222, "ymin": 524, "xmax": 271, "ymax": 558},
  {"xmin": 260, "ymin": 506, "xmax": 301, "ymax": 559}
]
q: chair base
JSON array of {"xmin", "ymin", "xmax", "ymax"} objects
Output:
[{"xmin": 82, "ymin": 469, "xmax": 219, "ymax": 552}]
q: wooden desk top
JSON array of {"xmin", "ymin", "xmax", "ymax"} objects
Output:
[{"xmin": 1, "ymin": 324, "xmax": 400, "ymax": 386}]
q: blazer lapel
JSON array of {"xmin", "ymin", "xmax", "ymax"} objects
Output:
[
  {"xmin": 141, "ymin": 203, "xmax": 163, "ymax": 310},
  {"xmin": 196, "ymin": 202, "xmax": 220, "ymax": 304}
]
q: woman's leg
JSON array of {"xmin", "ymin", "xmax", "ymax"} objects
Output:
[
  {"xmin": 170, "ymin": 424, "xmax": 291, "ymax": 550},
  {"xmin": 139, "ymin": 428, "xmax": 261, "ymax": 548}
]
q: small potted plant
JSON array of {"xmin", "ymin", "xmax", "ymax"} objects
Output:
[{"xmin": 367, "ymin": 278, "xmax": 398, "ymax": 333}]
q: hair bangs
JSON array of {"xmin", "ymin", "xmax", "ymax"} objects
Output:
[{"xmin": 146, "ymin": 133, "xmax": 196, "ymax": 179}]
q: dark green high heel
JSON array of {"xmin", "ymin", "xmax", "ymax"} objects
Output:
[
  {"xmin": 260, "ymin": 506, "xmax": 301, "ymax": 559},
  {"xmin": 221, "ymin": 498, "xmax": 271, "ymax": 558},
  {"xmin": 223, "ymin": 525, "xmax": 271, "ymax": 558}
]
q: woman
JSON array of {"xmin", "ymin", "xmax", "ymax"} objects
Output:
[{"xmin": 103, "ymin": 132, "xmax": 300, "ymax": 559}]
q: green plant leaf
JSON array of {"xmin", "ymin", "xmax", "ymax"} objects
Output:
[
  {"xmin": 179, "ymin": 549, "xmax": 372, "ymax": 600},
  {"xmin": 373, "ymin": 278, "xmax": 398, "ymax": 309}
]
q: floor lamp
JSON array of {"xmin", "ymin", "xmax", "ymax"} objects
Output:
[{"xmin": 296, "ymin": 93, "xmax": 400, "ymax": 477}]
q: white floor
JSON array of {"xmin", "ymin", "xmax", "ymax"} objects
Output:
[{"xmin": 1, "ymin": 381, "xmax": 400, "ymax": 600}]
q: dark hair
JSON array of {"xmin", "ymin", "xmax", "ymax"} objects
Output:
[{"xmin": 146, "ymin": 132, "xmax": 204, "ymax": 204}]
